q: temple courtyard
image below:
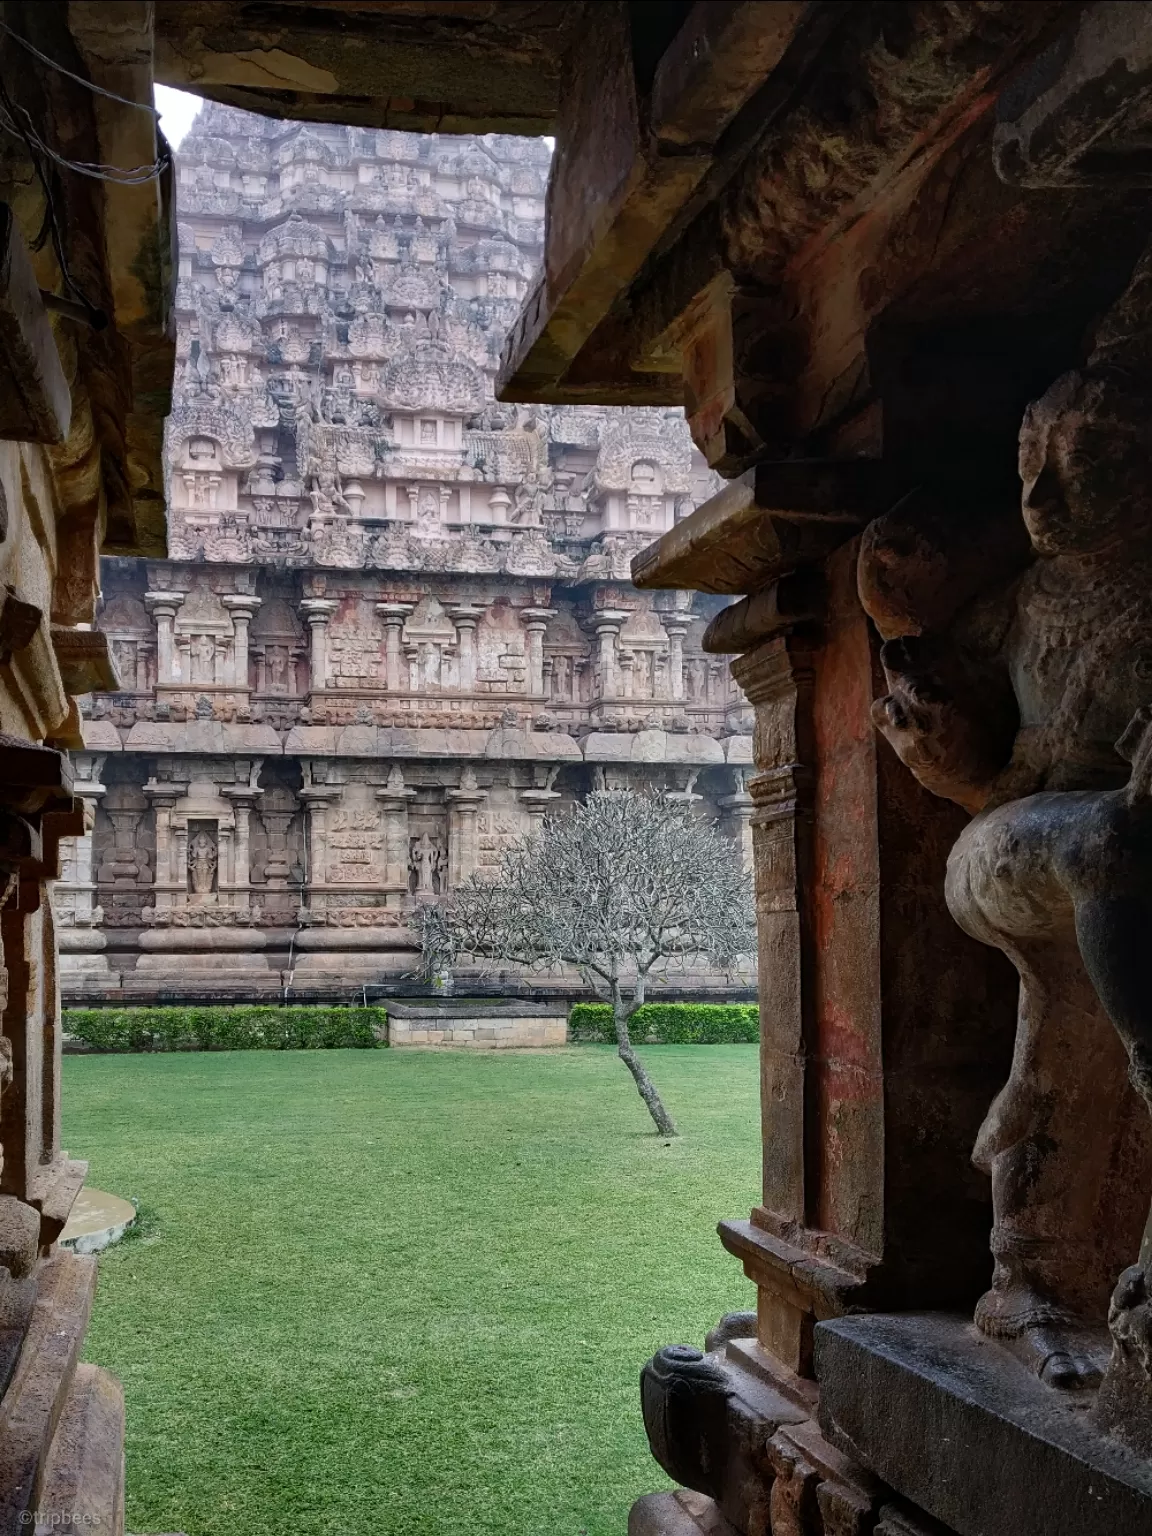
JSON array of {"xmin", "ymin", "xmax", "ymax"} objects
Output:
[{"xmin": 64, "ymin": 1045, "xmax": 758, "ymax": 1536}]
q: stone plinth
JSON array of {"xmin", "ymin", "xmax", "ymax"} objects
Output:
[
  {"xmin": 385, "ymin": 999, "xmax": 568, "ymax": 1049},
  {"xmin": 816, "ymin": 1313, "xmax": 1152, "ymax": 1536}
]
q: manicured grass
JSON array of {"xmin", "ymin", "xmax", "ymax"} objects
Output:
[{"xmin": 65, "ymin": 1046, "xmax": 760, "ymax": 1536}]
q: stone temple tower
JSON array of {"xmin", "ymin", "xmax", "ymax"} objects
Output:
[{"xmin": 56, "ymin": 102, "xmax": 754, "ymax": 1008}]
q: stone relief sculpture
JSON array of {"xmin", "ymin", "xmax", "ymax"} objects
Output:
[
  {"xmin": 860, "ymin": 247, "xmax": 1152, "ymax": 1405},
  {"xmin": 188, "ymin": 828, "xmax": 219, "ymax": 898}
]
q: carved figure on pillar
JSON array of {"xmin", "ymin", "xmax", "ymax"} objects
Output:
[{"xmin": 861, "ymin": 248, "xmax": 1152, "ymax": 1403}]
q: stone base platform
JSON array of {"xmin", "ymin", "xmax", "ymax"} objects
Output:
[
  {"xmin": 385, "ymin": 999, "xmax": 568, "ymax": 1048},
  {"xmin": 630, "ymin": 1490, "xmax": 739, "ymax": 1536},
  {"xmin": 817, "ymin": 1312, "xmax": 1152, "ymax": 1536}
]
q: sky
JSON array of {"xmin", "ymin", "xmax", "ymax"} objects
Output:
[{"xmin": 154, "ymin": 84, "xmax": 203, "ymax": 149}]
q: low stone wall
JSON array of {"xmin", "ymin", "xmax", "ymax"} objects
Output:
[{"xmin": 385, "ymin": 1000, "xmax": 568, "ymax": 1049}]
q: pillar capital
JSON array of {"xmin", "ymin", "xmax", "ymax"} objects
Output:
[
  {"xmin": 375, "ymin": 601, "xmax": 414, "ymax": 625},
  {"xmin": 592, "ymin": 608, "xmax": 629, "ymax": 633},
  {"xmin": 221, "ymin": 595, "xmax": 262, "ymax": 618},
  {"xmin": 521, "ymin": 607, "xmax": 556, "ymax": 630},
  {"xmin": 144, "ymin": 590, "xmax": 184, "ymax": 617},
  {"xmin": 446, "ymin": 604, "xmax": 483, "ymax": 627},
  {"xmin": 301, "ymin": 598, "xmax": 338, "ymax": 625}
]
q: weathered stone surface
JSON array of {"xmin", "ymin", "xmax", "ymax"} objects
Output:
[
  {"xmin": 38, "ymin": 1364, "xmax": 125, "ymax": 1536},
  {"xmin": 630, "ymin": 1489, "xmax": 741, "ymax": 1536},
  {"xmin": 0, "ymin": 206, "xmax": 71, "ymax": 445},
  {"xmin": 153, "ymin": 2, "xmax": 585, "ymax": 136},
  {"xmin": 817, "ymin": 1312, "xmax": 1152, "ymax": 1536}
]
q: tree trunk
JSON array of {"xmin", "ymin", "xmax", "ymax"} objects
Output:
[{"xmin": 613, "ymin": 984, "xmax": 678, "ymax": 1136}]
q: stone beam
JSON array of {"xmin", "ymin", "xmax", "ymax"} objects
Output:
[
  {"xmin": 153, "ymin": 1, "xmax": 581, "ymax": 135},
  {"xmin": 630, "ymin": 462, "xmax": 892, "ymax": 595},
  {"xmin": 497, "ymin": 0, "xmax": 808, "ymax": 405},
  {"xmin": 498, "ymin": 1, "xmax": 1072, "ymax": 472}
]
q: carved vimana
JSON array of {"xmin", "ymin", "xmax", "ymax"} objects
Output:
[
  {"xmin": 860, "ymin": 242, "xmax": 1152, "ymax": 1416},
  {"xmin": 59, "ymin": 101, "xmax": 755, "ymax": 1008}
]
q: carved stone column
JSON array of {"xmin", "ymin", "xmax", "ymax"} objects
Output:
[
  {"xmin": 447, "ymin": 766, "xmax": 487, "ymax": 888},
  {"xmin": 376, "ymin": 602, "xmax": 414, "ymax": 693},
  {"xmin": 593, "ymin": 611, "xmax": 627, "ymax": 701},
  {"xmin": 143, "ymin": 779, "xmax": 182, "ymax": 914},
  {"xmin": 617, "ymin": 649, "xmax": 635, "ymax": 700},
  {"xmin": 717, "ymin": 770, "xmax": 754, "ymax": 876},
  {"xmin": 301, "ymin": 599, "xmax": 337, "ymax": 692},
  {"xmin": 56, "ymin": 755, "xmax": 106, "ymax": 933},
  {"xmin": 298, "ymin": 771, "xmax": 333, "ymax": 920},
  {"xmin": 375, "ymin": 765, "xmax": 416, "ymax": 896},
  {"xmin": 145, "ymin": 591, "xmax": 184, "ymax": 683},
  {"xmin": 447, "ymin": 605, "xmax": 482, "ymax": 693},
  {"xmin": 522, "ymin": 608, "xmax": 555, "ymax": 697},
  {"xmin": 664, "ymin": 616, "xmax": 688, "ymax": 701},
  {"xmin": 722, "ymin": 547, "xmax": 1017, "ymax": 1376},
  {"xmin": 520, "ymin": 766, "xmax": 562, "ymax": 836},
  {"xmin": 221, "ymin": 777, "xmax": 262, "ymax": 913},
  {"xmin": 221, "ymin": 595, "xmax": 260, "ymax": 688},
  {"xmin": 0, "ymin": 738, "xmax": 86, "ymax": 1233}
]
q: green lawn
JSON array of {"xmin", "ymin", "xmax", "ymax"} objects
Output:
[{"xmin": 65, "ymin": 1045, "xmax": 760, "ymax": 1536}]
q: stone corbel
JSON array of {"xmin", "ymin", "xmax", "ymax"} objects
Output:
[
  {"xmin": 49, "ymin": 629, "xmax": 120, "ymax": 696},
  {"xmin": 631, "ymin": 461, "xmax": 892, "ymax": 597}
]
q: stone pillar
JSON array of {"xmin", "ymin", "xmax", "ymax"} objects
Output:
[
  {"xmin": 376, "ymin": 602, "xmax": 414, "ymax": 693},
  {"xmin": 723, "ymin": 546, "xmax": 1017, "ymax": 1377},
  {"xmin": 143, "ymin": 779, "xmax": 182, "ymax": 913},
  {"xmin": 0, "ymin": 740, "xmax": 85, "ymax": 1229},
  {"xmin": 717, "ymin": 769, "xmax": 754, "ymax": 876},
  {"xmin": 593, "ymin": 611, "xmax": 627, "ymax": 701},
  {"xmin": 222, "ymin": 779, "xmax": 262, "ymax": 912},
  {"xmin": 298, "ymin": 773, "xmax": 333, "ymax": 920},
  {"xmin": 57, "ymin": 756, "xmax": 106, "ymax": 931},
  {"xmin": 520, "ymin": 767, "xmax": 562, "ymax": 837},
  {"xmin": 145, "ymin": 591, "xmax": 184, "ymax": 683},
  {"xmin": 376, "ymin": 764, "xmax": 416, "ymax": 895},
  {"xmin": 446, "ymin": 766, "xmax": 486, "ymax": 888},
  {"xmin": 222, "ymin": 595, "xmax": 261, "ymax": 688},
  {"xmin": 448, "ymin": 604, "xmax": 483, "ymax": 692},
  {"xmin": 521, "ymin": 608, "xmax": 555, "ymax": 697},
  {"xmin": 663, "ymin": 617, "xmax": 688, "ymax": 701},
  {"xmin": 617, "ymin": 649, "xmax": 635, "ymax": 700},
  {"xmin": 301, "ymin": 599, "xmax": 337, "ymax": 692}
]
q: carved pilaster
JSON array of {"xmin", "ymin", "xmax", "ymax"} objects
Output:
[
  {"xmin": 300, "ymin": 599, "xmax": 337, "ymax": 692},
  {"xmin": 447, "ymin": 605, "xmax": 482, "ymax": 693},
  {"xmin": 221, "ymin": 595, "xmax": 261, "ymax": 688},
  {"xmin": 144, "ymin": 591, "xmax": 184, "ymax": 684},
  {"xmin": 376, "ymin": 765, "xmax": 417, "ymax": 892},
  {"xmin": 376, "ymin": 602, "xmax": 414, "ymax": 693},
  {"xmin": 446, "ymin": 767, "xmax": 486, "ymax": 888},
  {"xmin": 593, "ymin": 610, "xmax": 628, "ymax": 702},
  {"xmin": 521, "ymin": 608, "xmax": 555, "ymax": 698}
]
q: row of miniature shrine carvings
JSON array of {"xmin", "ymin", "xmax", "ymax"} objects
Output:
[
  {"xmin": 108, "ymin": 592, "xmax": 716, "ymax": 705},
  {"xmin": 56, "ymin": 762, "xmax": 745, "ymax": 927}
]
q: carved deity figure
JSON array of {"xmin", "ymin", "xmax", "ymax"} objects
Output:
[
  {"xmin": 410, "ymin": 832, "xmax": 439, "ymax": 896},
  {"xmin": 188, "ymin": 830, "xmax": 218, "ymax": 898},
  {"xmin": 860, "ymin": 254, "xmax": 1152, "ymax": 1409},
  {"xmin": 192, "ymin": 633, "xmax": 216, "ymax": 683}
]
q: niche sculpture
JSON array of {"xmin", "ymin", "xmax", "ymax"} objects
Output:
[{"xmin": 859, "ymin": 249, "xmax": 1152, "ymax": 1425}]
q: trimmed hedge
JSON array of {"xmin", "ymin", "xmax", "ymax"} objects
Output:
[
  {"xmin": 62, "ymin": 1005, "xmax": 384, "ymax": 1053},
  {"xmin": 568, "ymin": 1002, "xmax": 758, "ymax": 1044}
]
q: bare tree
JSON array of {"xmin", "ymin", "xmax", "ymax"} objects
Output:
[{"xmin": 419, "ymin": 790, "xmax": 755, "ymax": 1136}]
